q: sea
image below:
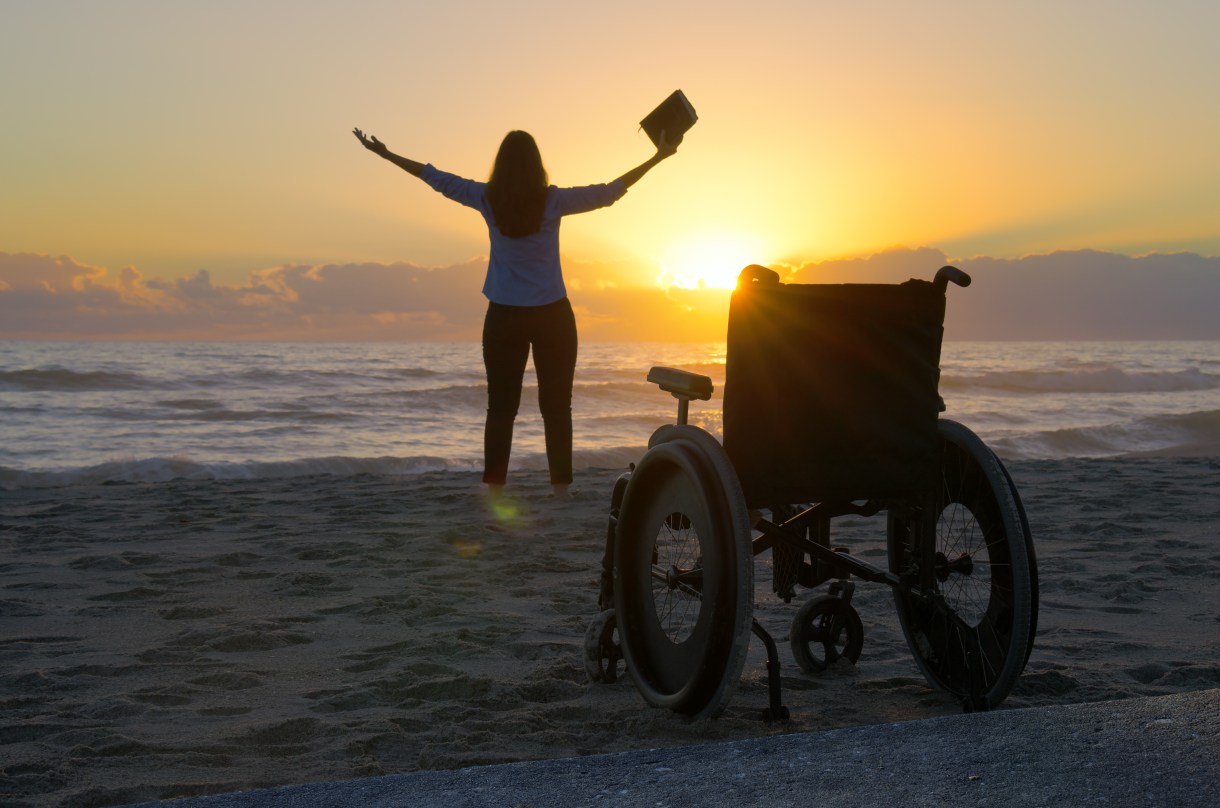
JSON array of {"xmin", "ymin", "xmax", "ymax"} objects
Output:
[{"xmin": 2, "ymin": 340, "xmax": 1219, "ymax": 489}]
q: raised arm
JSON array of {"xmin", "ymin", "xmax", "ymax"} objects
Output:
[
  {"xmin": 353, "ymin": 128, "xmax": 425, "ymax": 177},
  {"xmin": 615, "ymin": 131, "xmax": 680, "ymax": 189}
]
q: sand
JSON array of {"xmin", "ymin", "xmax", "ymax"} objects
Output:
[{"xmin": 2, "ymin": 456, "xmax": 1219, "ymax": 807}]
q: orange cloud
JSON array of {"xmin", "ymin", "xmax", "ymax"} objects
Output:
[{"xmin": 2, "ymin": 249, "xmax": 1218, "ymax": 341}]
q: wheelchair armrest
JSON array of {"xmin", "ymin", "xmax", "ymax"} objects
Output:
[{"xmin": 647, "ymin": 366, "xmax": 714, "ymax": 401}]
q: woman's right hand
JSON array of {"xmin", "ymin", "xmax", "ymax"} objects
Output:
[{"xmin": 353, "ymin": 128, "xmax": 388, "ymax": 155}]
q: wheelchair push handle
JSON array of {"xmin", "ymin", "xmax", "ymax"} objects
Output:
[
  {"xmin": 737, "ymin": 265, "xmax": 781, "ymax": 288},
  {"xmin": 935, "ymin": 265, "xmax": 972, "ymax": 291}
]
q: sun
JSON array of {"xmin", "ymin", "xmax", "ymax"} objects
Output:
[{"xmin": 655, "ymin": 231, "xmax": 770, "ymax": 290}]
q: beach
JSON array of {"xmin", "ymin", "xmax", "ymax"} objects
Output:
[{"xmin": 3, "ymin": 455, "xmax": 1219, "ymax": 807}]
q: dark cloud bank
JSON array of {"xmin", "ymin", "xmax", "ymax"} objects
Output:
[{"xmin": 1, "ymin": 248, "xmax": 1217, "ymax": 341}]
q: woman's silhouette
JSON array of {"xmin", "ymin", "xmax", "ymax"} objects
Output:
[{"xmin": 353, "ymin": 125, "xmax": 679, "ymax": 497}]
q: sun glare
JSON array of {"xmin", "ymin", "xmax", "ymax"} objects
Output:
[{"xmin": 655, "ymin": 232, "xmax": 769, "ymax": 290}]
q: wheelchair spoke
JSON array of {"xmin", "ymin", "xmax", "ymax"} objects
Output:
[{"xmin": 649, "ymin": 514, "xmax": 706, "ymax": 643}]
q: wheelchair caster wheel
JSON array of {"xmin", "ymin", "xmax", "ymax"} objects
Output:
[
  {"xmin": 583, "ymin": 609, "xmax": 623, "ymax": 684},
  {"xmin": 790, "ymin": 595, "xmax": 864, "ymax": 673}
]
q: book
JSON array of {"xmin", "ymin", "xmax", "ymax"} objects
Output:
[{"xmin": 640, "ymin": 90, "xmax": 697, "ymax": 148}]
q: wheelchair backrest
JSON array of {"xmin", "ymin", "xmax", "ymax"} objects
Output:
[{"xmin": 723, "ymin": 269, "xmax": 946, "ymax": 506}]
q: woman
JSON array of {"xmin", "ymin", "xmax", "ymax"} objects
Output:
[{"xmin": 353, "ymin": 126, "xmax": 679, "ymax": 497}]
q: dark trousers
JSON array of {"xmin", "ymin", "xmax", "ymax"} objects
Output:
[{"xmin": 482, "ymin": 297, "xmax": 578, "ymax": 486}]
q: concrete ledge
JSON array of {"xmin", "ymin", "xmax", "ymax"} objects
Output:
[{"xmin": 125, "ymin": 688, "xmax": 1220, "ymax": 808}]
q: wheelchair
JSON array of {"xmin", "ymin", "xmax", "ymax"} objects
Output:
[{"xmin": 584, "ymin": 265, "xmax": 1038, "ymax": 721}]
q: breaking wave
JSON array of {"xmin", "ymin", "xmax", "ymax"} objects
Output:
[
  {"xmin": 990, "ymin": 409, "xmax": 1220, "ymax": 459},
  {"xmin": 942, "ymin": 366, "xmax": 1220, "ymax": 395}
]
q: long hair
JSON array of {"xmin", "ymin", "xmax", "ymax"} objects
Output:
[{"xmin": 485, "ymin": 131, "xmax": 549, "ymax": 238}]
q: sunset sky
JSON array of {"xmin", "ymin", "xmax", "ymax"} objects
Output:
[{"xmin": 2, "ymin": 0, "xmax": 1218, "ymax": 340}]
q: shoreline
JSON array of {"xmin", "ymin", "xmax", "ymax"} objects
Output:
[
  {"xmin": 3, "ymin": 456, "xmax": 1219, "ymax": 806},
  {"xmin": 2, "ymin": 438, "xmax": 1218, "ymax": 492}
]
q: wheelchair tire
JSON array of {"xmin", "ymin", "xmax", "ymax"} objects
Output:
[
  {"xmin": 887, "ymin": 419, "xmax": 1034, "ymax": 710},
  {"xmin": 583, "ymin": 608, "xmax": 624, "ymax": 684},
  {"xmin": 994, "ymin": 448, "xmax": 1040, "ymax": 667},
  {"xmin": 614, "ymin": 428, "xmax": 753, "ymax": 719}
]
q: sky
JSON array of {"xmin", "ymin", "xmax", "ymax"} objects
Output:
[{"xmin": 2, "ymin": 0, "xmax": 1218, "ymax": 340}]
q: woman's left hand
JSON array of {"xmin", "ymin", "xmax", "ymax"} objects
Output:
[{"xmin": 656, "ymin": 129, "xmax": 680, "ymax": 158}]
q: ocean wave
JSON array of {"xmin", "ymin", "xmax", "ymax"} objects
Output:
[
  {"xmin": 0, "ymin": 365, "xmax": 485, "ymax": 396},
  {"xmin": 579, "ymin": 361, "xmax": 726, "ymax": 387},
  {"xmin": 991, "ymin": 409, "xmax": 1220, "ymax": 459},
  {"xmin": 942, "ymin": 366, "xmax": 1220, "ymax": 395},
  {"xmin": 79, "ymin": 402, "xmax": 357, "ymax": 424},
  {"xmin": 215, "ymin": 365, "xmax": 474, "ymax": 387},
  {"xmin": 373, "ymin": 384, "xmax": 488, "ymax": 411},
  {"xmin": 0, "ymin": 367, "xmax": 153, "ymax": 392},
  {"xmin": 156, "ymin": 398, "xmax": 227, "ymax": 411}
]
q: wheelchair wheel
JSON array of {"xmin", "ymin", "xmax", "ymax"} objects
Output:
[
  {"xmin": 790, "ymin": 595, "xmax": 863, "ymax": 673},
  {"xmin": 614, "ymin": 427, "xmax": 753, "ymax": 719},
  {"xmin": 888, "ymin": 419, "xmax": 1033, "ymax": 710}
]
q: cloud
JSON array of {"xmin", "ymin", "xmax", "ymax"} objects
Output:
[
  {"xmin": 0, "ymin": 253, "xmax": 489, "ymax": 340},
  {"xmin": 0, "ymin": 251, "xmax": 729, "ymax": 341},
  {"xmin": 784, "ymin": 248, "xmax": 1220, "ymax": 340},
  {"xmin": 2, "ymin": 249, "xmax": 1218, "ymax": 341},
  {"xmin": 0, "ymin": 254, "xmax": 183, "ymax": 334}
]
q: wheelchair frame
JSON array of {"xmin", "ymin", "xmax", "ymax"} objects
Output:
[{"xmin": 585, "ymin": 266, "xmax": 1039, "ymax": 721}]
